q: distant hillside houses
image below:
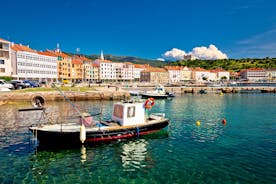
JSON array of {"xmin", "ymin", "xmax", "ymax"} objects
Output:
[{"xmin": 0, "ymin": 38, "xmax": 276, "ymax": 83}]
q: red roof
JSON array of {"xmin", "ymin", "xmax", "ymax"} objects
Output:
[
  {"xmin": 38, "ymin": 51, "xmax": 57, "ymax": 57},
  {"xmin": 164, "ymin": 66, "xmax": 182, "ymax": 71},
  {"xmin": 11, "ymin": 44, "xmax": 37, "ymax": 53},
  {"xmin": 72, "ymin": 59, "xmax": 82, "ymax": 65},
  {"xmin": 143, "ymin": 67, "xmax": 167, "ymax": 72},
  {"xmin": 134, "ymin": 64, "xmax": 149, "ymax": 68},
  {"xmin": 210, "ymin": 69, "xmax": 227, "ymax": 73},
  {"xmin": 192, "ymin": 67, "xmax": 207, "ymax": 71}
]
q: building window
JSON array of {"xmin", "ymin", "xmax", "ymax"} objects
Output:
[
  {"xmin": 0, "ymin": 68, "xmax": 5, "ymax": 73},
  {"xmin": 0, "ymin": 60, "xmax": 4, "ymax": 64}
]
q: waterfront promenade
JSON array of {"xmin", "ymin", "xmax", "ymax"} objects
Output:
[{"xmin": 0, "ymin": 85, "xmax": 275, "ymax": 105}]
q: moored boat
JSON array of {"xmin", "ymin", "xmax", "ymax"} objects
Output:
[
  {"xmin": 140, "ymin": 85, "xmax": 175, "ymax": 99},
  {"xmin": 28, "ymin": 99, "xmax": 169, "ymax": 146}
]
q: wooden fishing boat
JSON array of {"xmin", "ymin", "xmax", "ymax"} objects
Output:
[{"xmin": 29, "ymin": 99, "xmax": 169, "ymax": 146}]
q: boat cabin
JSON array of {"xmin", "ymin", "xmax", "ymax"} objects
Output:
[
  {"xmin": 153, "ymin": 85, "xmax": 166, "ymax": 94},
  {"xmin": 112, "ymin": 101, "xmax": 145, "ymax": 126}
]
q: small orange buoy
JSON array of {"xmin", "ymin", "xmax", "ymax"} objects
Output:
[{"xmin": 222, "ymin": 118, "xmax": 227, "ymax": 125}]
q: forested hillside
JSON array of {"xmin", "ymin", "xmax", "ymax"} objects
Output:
[{"xmin": 169, "ymin": 58, "xmax": 276, "ymax": 71}]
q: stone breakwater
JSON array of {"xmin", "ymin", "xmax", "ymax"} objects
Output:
[
  {"xmin": 0, "ymin": 91, "xmax": 130, "ymax": 104},
  {"xmin": 127, "ymin": 86, "xmax": 276, "ymax": 93}
]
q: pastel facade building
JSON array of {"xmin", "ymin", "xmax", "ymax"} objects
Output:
[
  {"xmin": 43, "ymin": 50, "xmax": 73, "ymax": 82},
  {"xmin": 210, "ymin": 69, "xmax": 230, "ymax": 81},
  {"xmin": 115, "ymin": 62, "xmax": 134, "ymax": 81},
  {"xmin": 140, "ymin": 67, "xmax": 169, "ymax": 84},
  {"xmin": 133, "ymin": 64, "xmax": 149, "ymax": 81},
  {"xmin": 92, "ymin": 63, "xmax": 99, "ymax": 82},
  {"xmin": 179, "ymin": 66, "xmax": 192, "ymax": 81},
  {"xmin": 11, "ymin": 44, "xmax": 57, "ymax": 81},
  {"xmin": 192, "ymin": 67, "xmax": 210, "ymax": 81},
  {"xmin": 55, "ymin": 51, "xmax": 72, "ymax": 82},
  {"xmin": 240, "ymin": 68, "xmax": 267, "ymax": 81},
  {"xmin": 164, "ymin": 66, "xmax": 181, "ymax": 83},
  {"xmin": 71, "ymin": 57, "xmax": 83, "ymax": 82},
  {"xmin": 0, "ymin": 38, "xmax": 12, "ymax": 77},
  {"xmin": 266, "ymin": 70, "xmax": 276, "ymax": 81}
]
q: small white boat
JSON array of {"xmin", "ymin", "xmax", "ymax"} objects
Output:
[
  {"xmin": 141, "ymin": 85, "xmax": 175, "ymax": 99},
  {"xmin": 129, "ymin": 90, "xmax": 141, "ymax": 96}
]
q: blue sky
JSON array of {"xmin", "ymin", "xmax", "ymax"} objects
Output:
[{"xmin": 1, "ymin": 0, "xmax": 276, "ymax": 60}]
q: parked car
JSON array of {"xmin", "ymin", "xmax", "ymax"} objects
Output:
[
  {"xmin": 0, "ymin": 79, "xmax": 14, "ymax": 89},
  {"xmin": 10, "ymin": 80, "xmax": 27, "ymax": 89},
  {"xmin": 23, "ymin": 80, "xmax": 39, "ymax": 88},
  {"xmin": 32, "ymin": 80, "xmax": 40, "ymax": 87}
]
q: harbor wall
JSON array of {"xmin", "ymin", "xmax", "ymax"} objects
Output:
[
  {"xmin": 0, "ymin": 91, "xmax": 130, "ymax": 103},
  {"xmin": 126, "ymin": 86, "xmax": 276, "ymax": 94}
]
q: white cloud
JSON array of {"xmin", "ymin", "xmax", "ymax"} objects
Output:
[
  {"xmin": 162, "ymin": 48, "xmax": 187, "ymax": 61},
  {"xmin": 156, "ymin": 58, "xmax": 165, "ymax": 61},
  {"xmin": 191, "ymin": 44, "xmax": 228, "ymax": 60},
  {"xmin": 161, "ymin": 45, "xmax": 228, "ymax": 61}
]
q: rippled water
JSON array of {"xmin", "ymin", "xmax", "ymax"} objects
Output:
[{"xmin": 0, "ymin": 94, "xmax": 275, "ymax": 183}]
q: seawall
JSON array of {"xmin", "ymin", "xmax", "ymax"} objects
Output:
[
  {"xmin": 126, "ymin": 86, "xmax": 276, "ymax": 94},
  {"xmin": 0, "ymin": 90, "xmax": 130, "ymax": 104}
]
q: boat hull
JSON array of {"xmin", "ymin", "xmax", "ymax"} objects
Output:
[
  {"xmin": 30, "ymin": 119, "xmax": 169, "ymax": 146},
  {"xmin": 141, "ymin": 94, "xmax": 169, "ymax": 99}
]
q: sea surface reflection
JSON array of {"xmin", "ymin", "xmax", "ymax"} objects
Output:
[{"xmin": 0, "ymin": 94, "xmax": 275, "ymax": 183}]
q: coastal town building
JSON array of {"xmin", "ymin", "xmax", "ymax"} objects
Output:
[
  {"xmin": 179, "ymin": 66, "xmax": 192, "ymax": 82},
  {"xmin": 0, "ymin": 38, "xmax": 12, "ymax": 77},
  {"xmin": 93, "ymin": 58, "xmax": 116, "ymax": 82},
  {"xmin": 71, "ymin": 56, "xmax": 83, "ymax": 83},
  {"xmin": 240, "ymin": 68, "xmax": 267, "ymax": 81},
  {"xmin": 83, "ymin": 61, "xmax": 93, "ymax": 82},
  {"xmin": 11, "ymin": 44, "xmax": 57, "ymax": 81},
  {"xmin": 133, "ymin": 64, "xmax": 149, "ymax": 81},
  {"xmin": 140, "ymin": 67, "xmax": 169, "ymax": 84},
  {"xmin": 192, "ymin": 67, "xmax": 210, "ymax": 81},
  {"xmin": 56, "ymin": 51, "xmax": 72, "ymax": 82},
  {"xmin": 115, "ymin": 62, "xmax": 134, "ymax": 82},
  {"xmin": 266, "ymin": 70, "xmax": 276, "ymax": 81},
  {"xmin": 210, "ymin": 69, "xmax": 230, "ymax": 81},
  {"xmin": 164, "ymin": 66, "xmax": 181, "ymax": 83}
]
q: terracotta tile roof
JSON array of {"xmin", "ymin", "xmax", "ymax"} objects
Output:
[
  {"xmin": 164, "ymin": 66, "xmax": 182, "ymax": 71},
  {"xmin": 94, "ymin": 59, "xmax": 112, "ymax": 63},
  {"xmin": 38, "ymin": 51, "xmax": 57, "ymax": 57},
  {"xmin": 92, "ymin": 63, "xmax": 99, "ymax": 67},
  {"xmin": 143, "ymin": 67, "xmax": 167, "ymax": 72},
  {"xmin": 241, "ymin": 68, "xmax": 264, "ymax": 71},
  {"xmin": 79, "ymin": 56, "xmax": 90, "ymax": 61},
  {"xmin": 134, "ymin": 64, "xmax": 148, "ymax": 68},
  {"xmin": 210, "ymin": 69, "xmax": 227, "ymax": 73},
  {"xmin": 192, "ymin": 67, "xmax": 207, "ymax": 71},
  {"xmin": 72, "ymin": 59, "xmax": 82, "ymax": 65},
  {"xmin": 11, "ymin": 44, "xmax": 37, "ymax": 53}
]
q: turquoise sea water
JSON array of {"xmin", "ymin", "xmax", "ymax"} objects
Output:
[{"xmin": 0, "ymin": 94, "xmax": 275, "ymax": 183}]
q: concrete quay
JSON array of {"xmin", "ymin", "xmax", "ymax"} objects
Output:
[
  {"xmin": 0, "ymin": 90, "xmax": 130, "ymax": 104},
  {"xmin": 126, "ymin": 86, "xmax": 276, "ymax": 94}
]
